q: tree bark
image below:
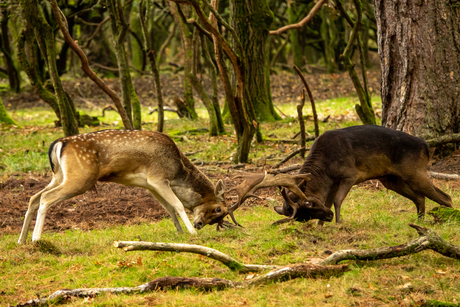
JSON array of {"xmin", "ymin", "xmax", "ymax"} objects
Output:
[
  {"xmin": 231, "ymin": 0, "xmax": 278, "ymax": 122},
  {"xmin": 374, "ymin": 0, "xmax": 460, "ymax": 139}
]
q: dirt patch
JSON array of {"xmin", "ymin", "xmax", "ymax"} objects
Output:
[{"xmin": 0, "ymin": 175, "xmax": 167, "ymax": 236}]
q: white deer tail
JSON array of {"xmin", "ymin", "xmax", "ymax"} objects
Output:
[{"xmin": 48, "ymin": 140, "xmax": 64, "ymax": 173}]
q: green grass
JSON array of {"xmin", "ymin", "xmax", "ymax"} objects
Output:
[
  {"xmin": 4, "ymin": 96, "xmax": 460, "ymax": 306},
  {"xmin": 2, "ymin": 188, "xmax": 460, "ymax": 306}
]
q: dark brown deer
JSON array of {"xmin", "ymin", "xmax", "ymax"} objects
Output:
[
  {"xmin": 274, "ymin": 125, "xmax": 453, "ymax": 223},
  {"xmin": 18, "ymin": 129, "xmax": 328, "ymax": 244}
]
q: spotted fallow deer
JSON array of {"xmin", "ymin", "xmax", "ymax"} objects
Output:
[{"xmin": 18, "ymin": 129, "xmax": 328, "ymax": 244}]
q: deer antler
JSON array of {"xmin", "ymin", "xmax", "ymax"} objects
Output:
[{"xmin": 224, "ymin": 171, "xmax": 312, "ymax": 227}]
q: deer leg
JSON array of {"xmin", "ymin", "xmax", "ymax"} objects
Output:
[
  {"xmin": 147, "ymin": 179, "xmax": 197, "ymax": 235},
  {"xmin": 148, "ymin": 190, "xmax": 183, "ymax": 233},
  {"xmin": 31, "ymin": 178, "xmax": 95, "ymax": 242},
  {"xmin": 404, "ymin": 174, "xmax": 452, "ymax": 216},
  {"xmin": 379, "ymin": 176, "xmax": 426, "ymax": 218},
  {"xmin": 410, "ymin": 175, "xmax": 452, "ymax": 208},
  {"xmin": 317, "ymin": 185, "xmax": 339, "ymax": 226},
  {"xmin": 333, "ymin": 180, "xmax": 355, "ymax": 223},
  {"xmin": 18, "ymin": 177, "xmax": 61, "ymax": 244}
]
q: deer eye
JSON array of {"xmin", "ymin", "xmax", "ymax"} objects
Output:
[{"xmin": 215, "ymin": 207, "xmax": 221, "ymax": 213}]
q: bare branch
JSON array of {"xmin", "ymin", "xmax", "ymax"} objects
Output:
[
  {"xmin": 82, "ymin": 17, "xmax": 110, "ymax": 48},
  {"xmin": 269, "ymin": 0, "xmax": 327, "ymax": 35},
  {"xmin": 294, "ymin": 66, "xmax": 319, "ymax": 137}
]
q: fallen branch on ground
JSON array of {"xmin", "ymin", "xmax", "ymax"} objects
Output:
[
  {"xmin": 318, "ymin": 223, "xmax": 460, "ymax": 265},
  {"xmin": 15, "ymin": 243, "xmax": 348, "ymax": 306},
  {"xmin": 14, "ymin": 278, "xmax": 237, "ymax": 307},
  {"xmin": 426, "ymin": 134, "xmax": 460, "ymax": 147},
  {"xmin": 114, "ymin": 241, "xmax": 279, "ymax": 273},
  {"xmin": 428, "ymin": 171, "xmax": 460, "ymax": 180}
]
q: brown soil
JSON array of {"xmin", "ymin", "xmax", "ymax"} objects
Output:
[{"xmin": 0, "ymin": 175, "xmax": 168, "ymax": 236}]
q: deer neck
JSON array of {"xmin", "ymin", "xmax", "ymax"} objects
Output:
[
  {"xmin": 300, "ymin": 161, "xmax": 333, "ymax": 205},
  {"xmin": 169, "ymin": 155, "xmax": 217, "ymax": 209}
]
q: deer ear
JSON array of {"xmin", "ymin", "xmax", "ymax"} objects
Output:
[{"xmin": 215, "ymin": 179, "xmax": 225, "ymax": 202}]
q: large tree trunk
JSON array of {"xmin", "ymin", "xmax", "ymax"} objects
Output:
[
  {"xmin": 231, "ymin": 0, "xmax": 279, "ymax": 122},
  {"xmin": 374, "ymin": 0, "xmax": 460, "ymax": 139}
]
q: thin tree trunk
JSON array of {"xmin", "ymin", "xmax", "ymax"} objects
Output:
[
  {"xmin": 17, "ymin": 29, "xmax": 61, "ymax": 122},
  {"xmin": 169, "ymin": 3, "xmax": 198, "ymax": 120},
  {"xmin": 0, "ymin": 9, "xmax": 20, "ymax": 93},
  {"xmin": 106, "ymin": 0, "xmax": 142, "ymax": 129},
  {"xmin": 19, "ymin": 0, "xmax": 79, "ymax": 136}
]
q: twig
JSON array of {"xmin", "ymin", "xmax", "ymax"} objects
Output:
[
  {"xmin": 293, "ymin": 66, "xmax": 319, "ymax": 138},
  {"xmin": 82, "ymin": 17, "xmax": 110, "ymax": 48}
]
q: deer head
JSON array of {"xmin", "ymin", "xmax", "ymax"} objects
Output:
[
  {"xmin": 192, "ymin": 180, "xmax": 228, "ymax": 229},
  {"xmin": 219, "ymin": 171, "xmax": 334, "ymax": 227}
]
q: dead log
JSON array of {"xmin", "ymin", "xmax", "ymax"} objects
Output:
[
  {"xmin": 14, "ymin": 278, "xmax": 237, "ymax": 307},
  {"xmin": 246, "ymin": 263, "xmax": 349, "ymax": 287},
  {"xmin": 114, "ymin": 241, "xmax": 280, "ymax": 273},
  {"xmin": 428, "ymin": 171, "xmax": 460, "ymax": 180},
  {"xmin": 426, "ymin": 134, "xmax": 460, "ymax": 147},
  {"xmin": 318, "ymin": 223, "xmax": 460, "ymax": 266}
]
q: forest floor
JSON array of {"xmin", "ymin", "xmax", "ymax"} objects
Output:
[{"xmin": 2, "ymin": 68, "xmax": 460, "ymax": 238}]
